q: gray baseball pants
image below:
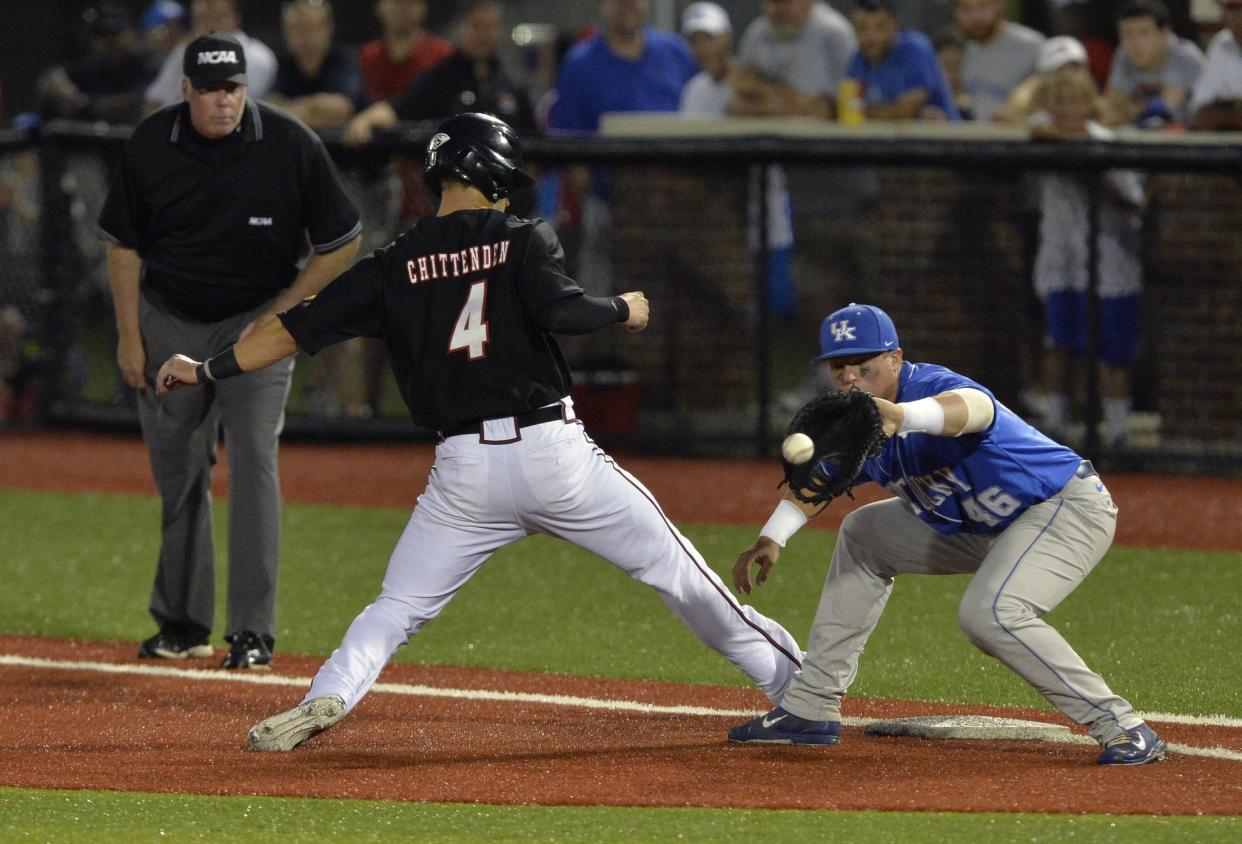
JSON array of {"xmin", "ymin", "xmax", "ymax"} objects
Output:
[
  {"xmin": 136, "ymin": 293, "xmax": 294, "ymax": 642},
  {"xmin": 780, "ymin": 471, "xmax": 1142, "ymax": 744}
]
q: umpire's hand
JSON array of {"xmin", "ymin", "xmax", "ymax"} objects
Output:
[
  {"xmin": 116, "ymin": 333, "xmax": 148, "ymax": 391},
  {"xmin": 733, "ymin": 536, "xmax": 781, "ymax": 595},
  {"xmin": 619, "ymin": 291, "xmax": 649, "ymax": 332}
]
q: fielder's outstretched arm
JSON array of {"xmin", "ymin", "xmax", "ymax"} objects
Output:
[
  {"xmin": 156, "ymin": 314, "xmax": 298, "ymax": 395},
  {"xmin": 871, "ymin": 388, "xmax": 995, "ymax": 438}
]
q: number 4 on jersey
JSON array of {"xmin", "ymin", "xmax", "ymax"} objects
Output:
[{"xmin": 450, "ymin": 280, "xmax": 489, "ymax": 360}]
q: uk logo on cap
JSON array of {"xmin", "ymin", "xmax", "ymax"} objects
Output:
[
  {"xmin": 830, "ymin": 320, "xmax": 857, "ymax": 343},
  {"xmin": 815, "ymin": 303, "xmax": 900, "ymax": 361}
]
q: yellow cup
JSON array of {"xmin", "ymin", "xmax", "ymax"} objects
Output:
[{"xmin": 838, "ymin": 79, "xmax": 865, "ymax": 125}]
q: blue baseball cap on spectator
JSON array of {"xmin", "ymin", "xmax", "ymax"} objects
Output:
[
  {"xmin": 140, "ymin": 0, "xmax": 186, "ymax": 33},
  {"xmin": 815, "ymin": 303, "xmax": 900, "ymax": 360}
]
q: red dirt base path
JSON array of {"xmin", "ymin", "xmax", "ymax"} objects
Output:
[
  {"xmin": 2, "ymin": 635, "xmax": 1241, "ymax": 815},
  {"xmin": 2, "ymin": 430, "xmax": 1242, "ymax": 814}
]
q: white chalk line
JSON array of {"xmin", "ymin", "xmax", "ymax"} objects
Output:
[{"xmin": 3, "ymin": 654, "xmax": 1240, "ymax": 762}]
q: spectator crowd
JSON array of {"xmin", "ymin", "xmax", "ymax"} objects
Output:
[
  {"xmin": 27, "ymin": 0, "xmax": 1242, "ymax": 143},
  {"xmin": 7, "ymin": 0, "xmax": 1242, "ymax": 443}
]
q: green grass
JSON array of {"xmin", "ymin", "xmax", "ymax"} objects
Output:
[
  {"xmin": 2, "ymin": 486, "xmax": 1240, "ymax": 840},
  {"xmin": 2, "ymin": 487, "xmax": 1239, "ymax": 715},
  {"xmin": 1, "ymin": 788, "xmax": 1238, "ymax": 844}
]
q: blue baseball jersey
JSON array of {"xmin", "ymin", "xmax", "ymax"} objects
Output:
[{"xmin": 856, "ymin": 362, "xmax": 1082, "ymax": 535}]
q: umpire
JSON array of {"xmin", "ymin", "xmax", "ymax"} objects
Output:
[{"xmin": 99, "ymin": 32, "xmax": 361, "ymax": 669}]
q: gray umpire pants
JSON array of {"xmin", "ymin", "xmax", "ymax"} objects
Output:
[
  {"xmin": 780, "ymin": 471, "xmax": 1142, "ymax": 745},
  {"xmin": 136, "ymin": 293, "xmax": 294, "ymax": 642}
]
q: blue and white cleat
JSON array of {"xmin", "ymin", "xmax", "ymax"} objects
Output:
[
  {"xmin": 728, "ymin": 707, "xmax": 841, "ymax": 745},
  {"xmin": 1097, "ymin": 723, "xmax": 1166, "ymax": 766}
]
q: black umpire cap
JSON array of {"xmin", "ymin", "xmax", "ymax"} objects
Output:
[{"xmin": 183, "ymin": 32, "xmax": 248, "ymax": 88}]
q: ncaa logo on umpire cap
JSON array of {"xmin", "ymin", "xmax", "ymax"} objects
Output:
[
  {"xmin": 197, "ymin": 50, "xmax": 238, "ymax": 64},
  {"xmin": 427, "ymin": 132, "xmax": 450, "ymax": 166},
  {"xmin": 183, "ymin": 32, "xmax": 248, "ymax": 88}
]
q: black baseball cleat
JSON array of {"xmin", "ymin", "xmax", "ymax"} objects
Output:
[
  {"xmin": 222, "ymin": 630, "xmax": 273, "ymax": 670},
  {"xmin": 1097, "ymin": 723, "xmax": 1167, "ymax": 765},
  {"xmin": 728, "ymin": 707, "xmax": 842, "ymax": 745},
  {"xmin": 138, "ymin": 629, "xmax": 213, "ymax": 660}
]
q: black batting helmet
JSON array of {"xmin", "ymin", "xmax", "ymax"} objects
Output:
[{"xmin": 423, "ymin": 113, "xmax": 535, "ymax": 202}]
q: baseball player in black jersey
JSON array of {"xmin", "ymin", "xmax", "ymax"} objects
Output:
[{"xmin": 156, "ymin": 112, "xmax": 803, "ymax": 752}]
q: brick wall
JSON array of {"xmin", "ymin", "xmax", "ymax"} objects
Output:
[
  {"xmin": 1145, "ymin": 173, "xmax": 1242, "ymax": 444},
  {"xmin": 606, "ymin": 165, "xmax": 1242, "ymax": 453}
]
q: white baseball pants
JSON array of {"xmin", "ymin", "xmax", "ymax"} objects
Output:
[{"xmin": 303, "ymin": 400, "xmax": 803, "ymax": 712}]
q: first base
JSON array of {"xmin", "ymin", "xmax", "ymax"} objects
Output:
[{"xmin": 865, "ymin": 715, "xmax": 1072, "ymax": 741}]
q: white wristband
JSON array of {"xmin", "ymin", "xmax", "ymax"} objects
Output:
[
  {"xmin": 760, "ymin": 499, "xmax": 808, "ymax": 548},
  {"xmin": 897, "ymin": 397, "xmax": 945, "ymax": 435}
]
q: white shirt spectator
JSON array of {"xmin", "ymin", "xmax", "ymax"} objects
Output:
[
  {"xmin": 962, "ymin": 21, "xmax": 1044, "ymax": 121},
  {"xmin": 679, "ymin": 72, "xmax": 732, "ymax": 115},
  {"xmin": 1188, "ymin": 28, "xmax": 1242, "ymax": 118},
  {"xmin": 145, "ymin": 30, "xmax": 278, "ymax": 109},
  {"xmin": 737, "ymin": 1, "xmax": 857, "ymax": 98},
  {"xmin": 1109, "ymin": 33, "xmax": 1203, "ymax": 96},
  {"xmin": 1034, "ymin": 121, "xmax": 1144, "ymax": 300}
]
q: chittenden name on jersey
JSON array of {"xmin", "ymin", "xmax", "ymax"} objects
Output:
[{"xmin": 406, "ymin": 240, "xmax": 511, "ymax": 285}]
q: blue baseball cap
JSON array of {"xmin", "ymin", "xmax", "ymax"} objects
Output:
[{"xmin": 815, "ymin": 303, "xmax": 900, "ymax": 360}]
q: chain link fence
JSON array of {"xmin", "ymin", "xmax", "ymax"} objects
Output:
[{"xmin": 4, "ymin": 120, "xmax": 1241, "ymax": 474}]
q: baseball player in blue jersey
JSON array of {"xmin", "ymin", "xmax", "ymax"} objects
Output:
[{"xmin": 728, "ymin": 303, "xmax": 1165, "ymax": 765}]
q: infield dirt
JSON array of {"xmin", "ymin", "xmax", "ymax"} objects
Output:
[{"xmin": 2, "ymin": 430, "xmax": 1240, "ymax": 813}]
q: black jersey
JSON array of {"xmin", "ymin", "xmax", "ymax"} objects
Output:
[
  {"xmin": 279, "ymin": 210, "xmax": 583, "ymax": 431},
  {"xmin": 99, "ymin": 99, "xmax": 361, "ymax": 322}
]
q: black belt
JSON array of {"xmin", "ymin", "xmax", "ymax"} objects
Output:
[
  {"xmin": 1075, "ymin": 460, "xmax": 1098, "ymax": 480},
  {"xmin": 440, "ymin": 404, "xmax": 566, "ymax": 440}
]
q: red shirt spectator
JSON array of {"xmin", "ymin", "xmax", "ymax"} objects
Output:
[{"xmin": 358, "ymin": 0, "xmax": 453, "ymax": 102}]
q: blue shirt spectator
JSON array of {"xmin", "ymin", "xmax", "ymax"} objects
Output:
[
  {"xmin": 847, "ymin": 31, "xmax": 960, "ymax": 119},
  {"xmin": 847, "ymin": 0, "xmax": 960, "ymax": 120},
  {"xmin": 550, "ymin": 26, "xmax": 696, "ymax": 132}
]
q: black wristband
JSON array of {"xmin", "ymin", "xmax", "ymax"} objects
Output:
[
  {"xmin": 201, "ymin": 347, "xmax": 243, "ymax": 382},
  {"xmin": 611, "ymin": 296, "xmax": 630, "ymax": 323}
]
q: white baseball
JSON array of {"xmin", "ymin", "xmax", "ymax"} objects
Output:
[{"xmin": 781, "ymin": 432, "xmax": 815, "ymax": 465}]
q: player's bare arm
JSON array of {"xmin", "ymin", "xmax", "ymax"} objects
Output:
[
  {"xmin": 156, "ymin": 315, "xmax": 299, "ymax": 395},
  {"xmin": 872, "ymin": 388, "xmax": 994, "ymax": 438}
]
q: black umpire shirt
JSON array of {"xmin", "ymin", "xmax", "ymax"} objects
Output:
[
  {"xmin": 99, "ymin": 98, "xmax": 361, "ymax": 322},
  {"xmin": 279, "ymin": 210, "xmax": 580, "ymax": 431}
]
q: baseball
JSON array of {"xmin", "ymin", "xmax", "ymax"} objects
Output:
[{"xmin": 781, "ymin": 432, "xmax": 815, "ymax": 464}]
